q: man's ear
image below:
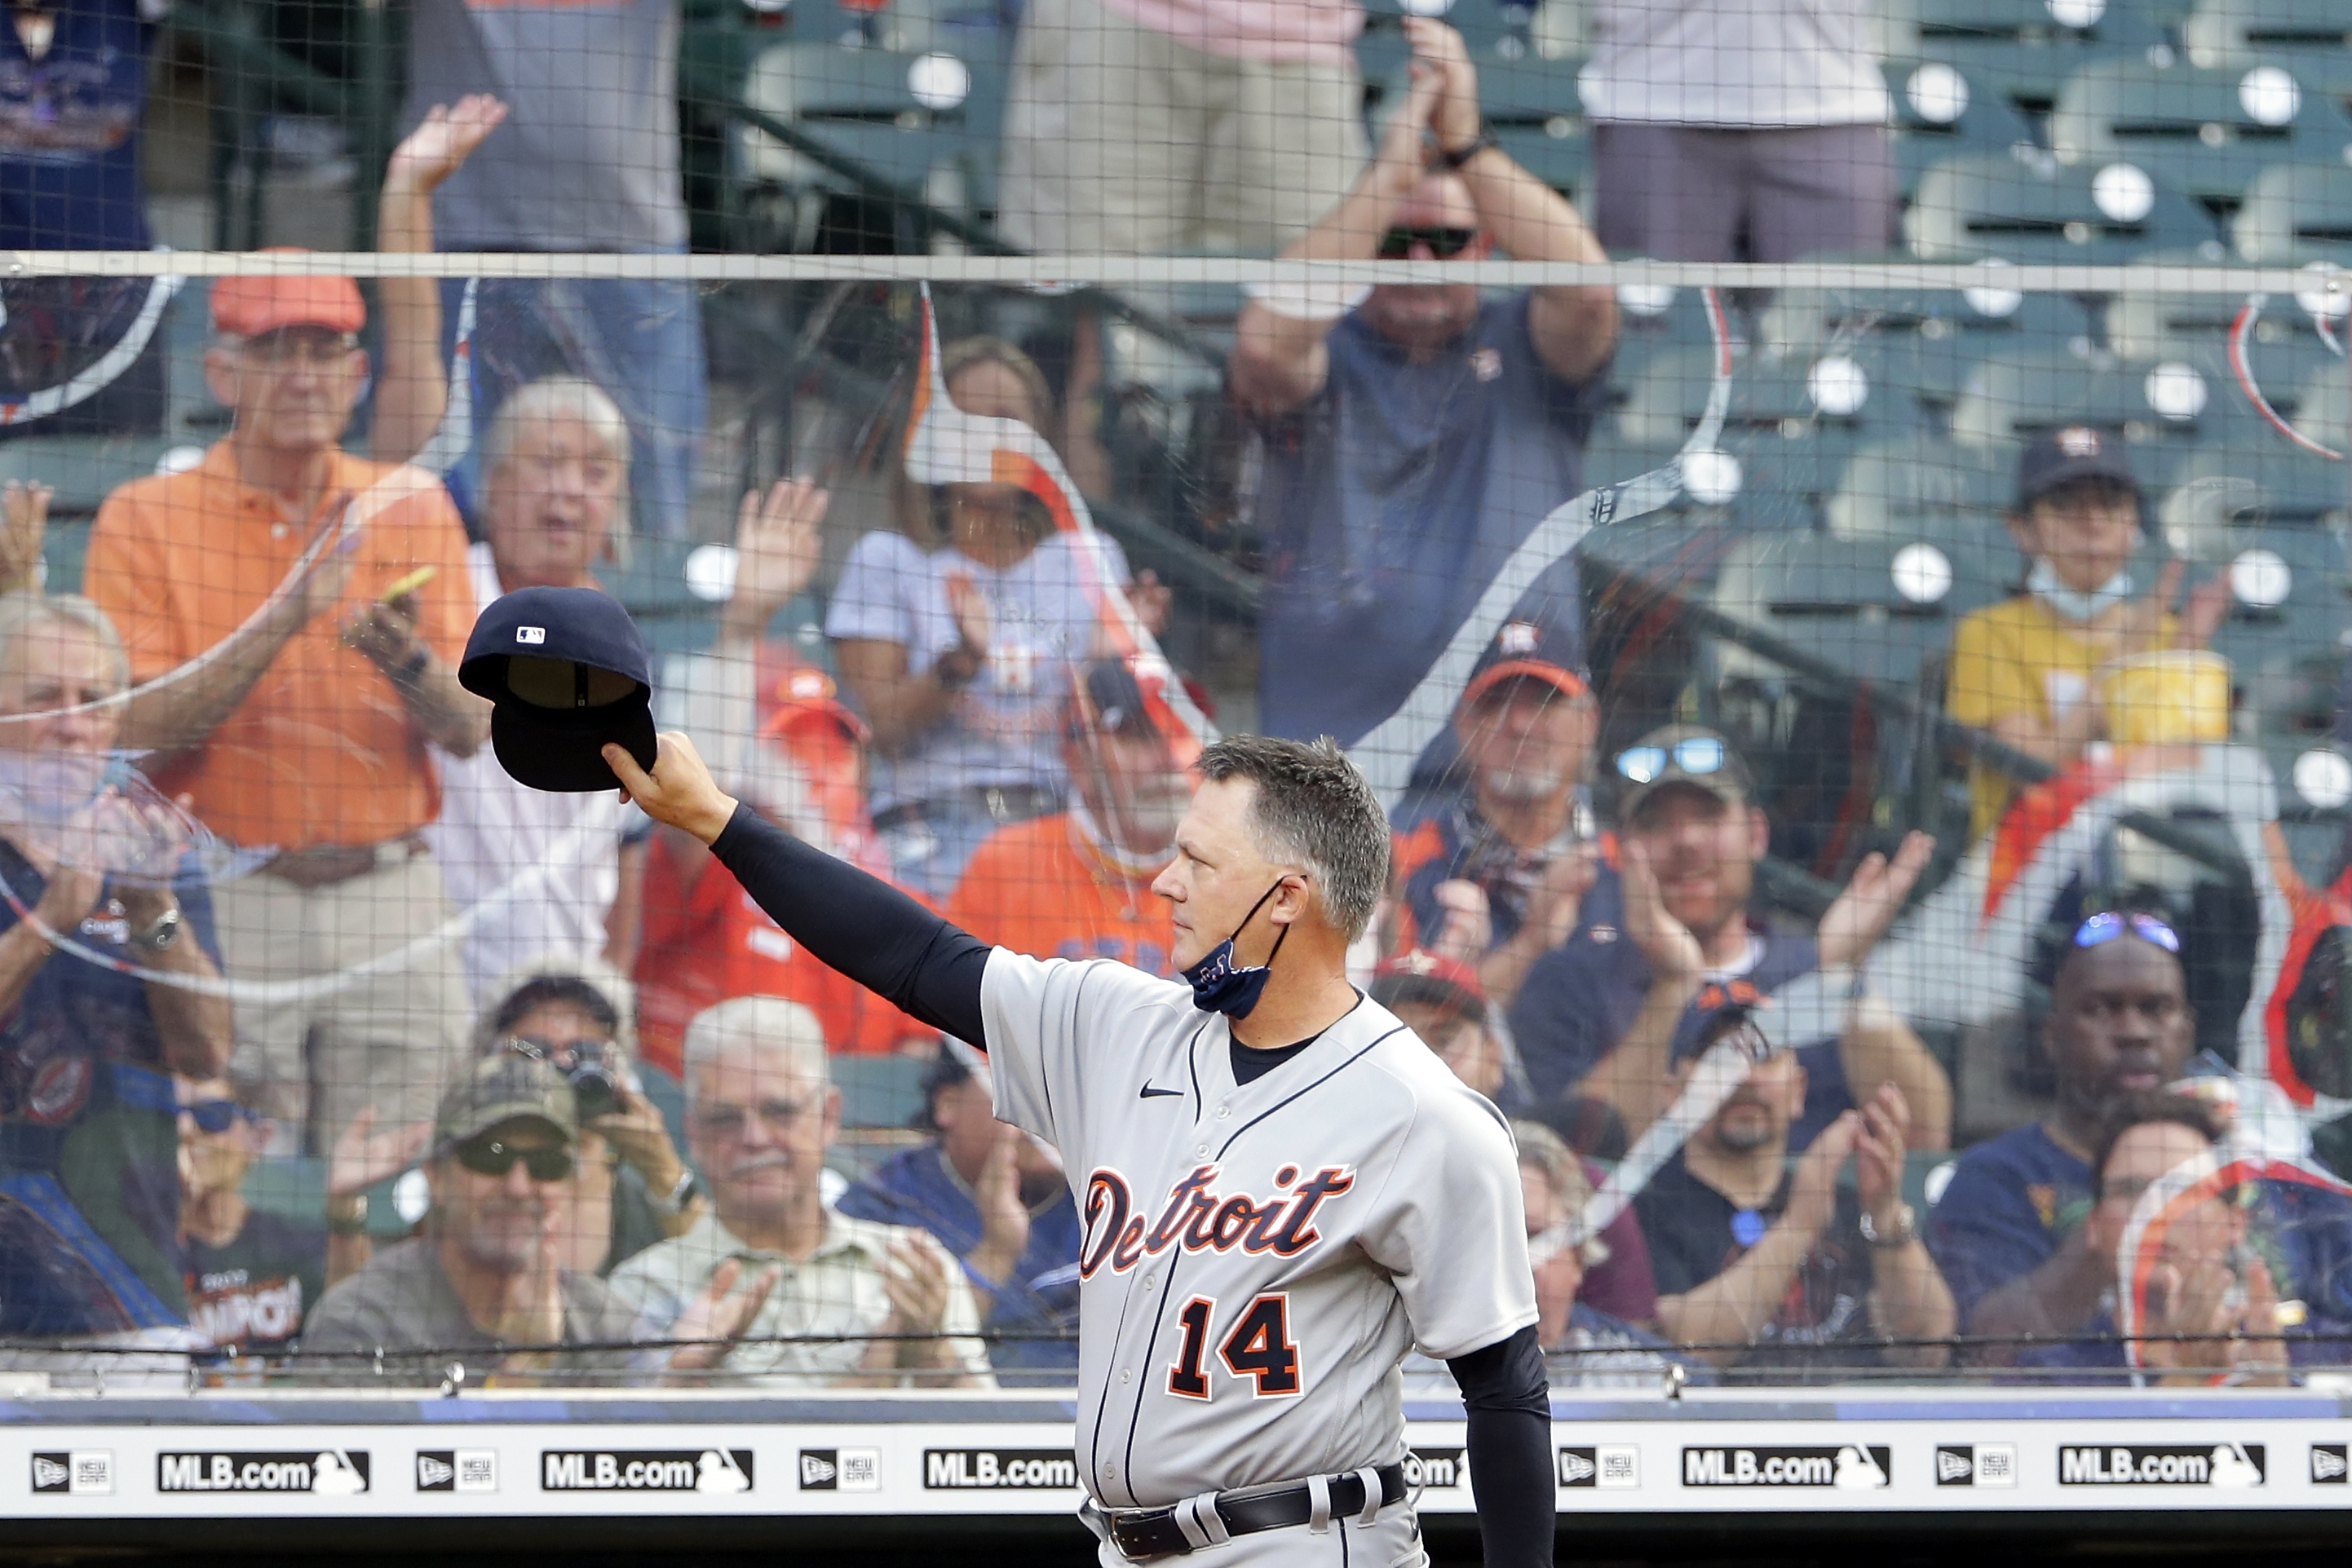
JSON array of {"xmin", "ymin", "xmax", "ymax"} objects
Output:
[
  {"xmin": 1269, "ymin": 872, "xmax": 1311, "ymax": 928},
  {"xmin": 202, "ymin": 344, "xmax": 239, "ymax": 412},
  {"xmin": 1745, "ymin": 805, "xmax": 1770, "ymax": 863}
]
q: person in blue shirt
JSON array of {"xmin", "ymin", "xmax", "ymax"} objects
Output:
[
  {"xmin": 1506, "ymin": 725, "xmax": 1946, "ymax": 1158},
  {"xmin": 1227, "ymin": 19, "xmax": 1618, "ymax": 750},
  {"xmin": 0, "ymin": 592, "xmax": 232, "ymax": 1332},
  {"xmin": 835, "ymin": 1045, "xmax": 1080, "ymax": 1381},
  {"xmin": 1930, "ymin": 911, "xmax": 2198, "ymax": 1361},
  {"xmin": 2011, "ymin": 1090, "xmax": 2346, "ymax": 1383}
]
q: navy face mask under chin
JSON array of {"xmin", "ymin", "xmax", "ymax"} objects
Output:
[{"xmin": 1181, "ymin": 880, "xmax": 1293, "ymax": 1021}]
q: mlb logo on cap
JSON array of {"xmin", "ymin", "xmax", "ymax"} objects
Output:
[{"xmin": 459, "ymin": 586, "xmax": 657, "ymax": 793}]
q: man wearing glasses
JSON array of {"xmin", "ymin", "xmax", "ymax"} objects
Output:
[
  {"xmin": 1228, "ymin": 17, "xmax": 1619, "ymax": 749},
  {"xmin": 607, "ymin": 996, "xmax": 993, "ymax": 1387},
  {"xmin": 1507, "ymin": 724, "xmax": 1947, "ymax": 1158},
  {"xmin": 1928, "ymin": 909, "xmax": 2199, "ymax": 1363},
  {"xmin": 84, "ymin": 267, "xmax": 487, "ymax": 1158},
  {"xmin": 303, "ymin": 1053, "xmax": 767, "ymax": 1380}
]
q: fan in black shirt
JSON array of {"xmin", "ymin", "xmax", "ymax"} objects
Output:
[{"xmin": 1632, "ymin": 1015, "xmax": 1955, "ymax": 1379}]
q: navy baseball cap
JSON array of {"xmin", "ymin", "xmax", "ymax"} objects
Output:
[
  {"xmin": 1068, "ymin": 657, "xmax": 1162, "ymax": 740},
  {"xmin": 2016, "ymin": 424, "xmax": 2139, "ymax": 510},
  {"xmin": 459, "ymin": 586, "xmax": 658, "ymax": 793},
  {"xmin": 1669, "ymin": 980, "xmax": 1769, "ymax": 1067},
  {"xmin": 1461, "ymin": 617, "xmax": 1589, "ymax": 711}
]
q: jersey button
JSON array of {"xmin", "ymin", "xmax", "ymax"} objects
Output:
[
  {"xmin": 1195, "ymin": 1144, "xmax": 1209, "ymax": 1158},
  {"xmin": 1119, "ymin": 1368, "xmax": 1132, "ymax": 1384},
  {"xmin": 1103, "ymin": 1462, "xmax": 1119, "ymax": 1481},
  {"xmin": 1215, "ymin": 1106, "xmax": 1231, "ymax": 1120}
]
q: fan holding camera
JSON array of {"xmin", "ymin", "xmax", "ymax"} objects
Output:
[{"xmin": 325, "ymin": 955, "xmax": 701, "ymax": 1282}]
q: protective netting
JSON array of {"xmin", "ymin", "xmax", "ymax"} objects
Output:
[{"xmin": 4, "ymin": 0, "xmax": 2352, "ymax": 1398}]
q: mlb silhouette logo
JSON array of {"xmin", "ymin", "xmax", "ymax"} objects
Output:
[{"xmin": 516, "ymin": 626, "xmax": 546, "ymax": 645}]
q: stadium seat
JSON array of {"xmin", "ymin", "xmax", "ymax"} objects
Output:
[
  {"xmin": 2231, "ymin": 162, "xmax": 2352, "ymax": 263},
  {"xmin": 2050, "ymin": 57, "xmax": 2352, "ymax": 219},
  {"xmin": 1883, "ymin": 60, "xmax": 2041, "ymax": 197},
  {"xmin": 2152, "ymin": 444, "xmax": 2349, "ymax": 536},
  {"xmin": 736, "ymin": 41, "xmax": 1003, "ymax": 247},
  {"xmin": 2284, "ymin": 357, "xmax": 2352, "ymax": 453},
  {"xmin": 833, "ymin": 1052, "xmax": 932, "ymax": 1129},
  {"xmin": 1907, "ymin": 148, "xmax": 2222, "ymax": 263},
  {"xmin": 1757, "ymin": 273, "xmax": 2095, "ymax": 413},
  {"xmin": 1615, "ymin": 342, "xmax": 1933, "ymax": 450},
  {"xmin": 0, "ymin": 433, "xmax": 172, "ymax": 519},
  {"xmin": 2202, "ymin": 523, "xmax": 2351, "ymax": 735},
  {"xmin": 1874, "ymin": 0, "xmax": 2164, "ymax": 112},
  {"xmin": 1366, "ymin": 54, "xmax": 1588, "ymax": 194},
  {"xmin": 1705, "ymin": 519, "xmax": 2015, "ymax": 695},
  {"xmin": 2182, "ymin": 0, "xmax": 2352, "ymax": 68},
  {"xmin": 1824, "ymin": 437, "xmax": 2009, "ymax": 539},
  {"xmin": 1950, "ymin": 347, "xmax": 2241, "ymax": 450}
]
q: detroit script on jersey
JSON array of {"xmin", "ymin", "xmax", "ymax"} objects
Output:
[{"xmin": 979, "ymin": 950, "xmax": 1537, "ymax": 1510}]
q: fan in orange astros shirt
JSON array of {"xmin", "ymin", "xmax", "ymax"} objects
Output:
[{"xmin": 945, "ymin": 659, "xmax": 1191, "ymax": 976}]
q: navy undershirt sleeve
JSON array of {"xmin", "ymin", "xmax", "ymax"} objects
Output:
[
  {"xmin": 710, "ymin": 804, "xmax": 990, "ymax": 1045},
  {"xmin": 1447, "ymin": 1323, "xmax": 1555, "ymax": 1568}
]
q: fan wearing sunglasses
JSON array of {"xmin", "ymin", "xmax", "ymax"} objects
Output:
[
  {"xmin": 1927, "ymin": 909, "xmax": 2201, "ymax": 1365},
  {"xmin": 1229, "ymin": 17, "xmax": 1620, "ymax": 749},
  {"xmin": 176, "ymin": 1077, "xmax": 323, "ymax": 1358},
  {"xmin": 302, "ymin": 1053, "xmax": 774, "ymax": 1380},
  {"xmin": 1508, "ymin": 724, "xmax": 1947, "ymax": 1162}
]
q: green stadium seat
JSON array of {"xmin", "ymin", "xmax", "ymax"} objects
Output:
[
  {"xmin": 0, "ymin": 433, "xmax": 173, "ymax": 518},
  {"xmin": 1825, "ymin": 437, "xmax": 2008, "ymax": 539},
  {"xmin": 2181, "ymin": 0, "xmax": 2352, "ymax": 68},
  {"xmin": 833, "ymin": 1052, "xmax": 933, "ymax": 1129},
  {"xmin": 2152, "ymin": 444, "xmax": 2349, "ymax": 535},
  {"xmin": 1884, "ymin": 60, "xmax": 2041, "ymax": 196},
  {"xmin": 1907, "ymin": 149, "xmax": 2222, "ymax": 263},
  {"xmin": 39, "ymin": 519, "xmax": 92, "ymax": 597},
  {"xmin": 2232, "ymin": 162, "xmax": 2352, "ymax": 263},
  {"xmin": 2283, "ymin": 357, "xmax": 2351, "ymax": 453},
  {"xmin": 1615, "ymin": 342, "xmax": 1933, "ymax": 450},
  {"xmin": 1757, "ymin": 273, "xmax": 2094, "ymax": 411},
  {"xmin": 2049, "ymin": 57, "xmax": 2352, "ymax": 216},
  {"xmin": 1876, "ymin": 0, "xmax": 2164, "ymax": 111},
  {"xmin": 1949, "ymin": 347, "xmax": 2235, "ymax": 450},
  {"xmin": 1705, "ymin": 517, "xmax": 2014, "ymax": 693}
]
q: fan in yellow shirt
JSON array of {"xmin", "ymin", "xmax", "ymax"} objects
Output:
[{"xmin": 1947, "ymin": 426, "xmax": 2231, "ymax": 840}]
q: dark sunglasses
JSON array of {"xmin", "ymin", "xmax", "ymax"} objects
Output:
[
  {"xmin": 183, "ymin": 1099, "xmax": 259, "ymax": 1134},
  {"xmin": 452, "ymin": 1134, "xmax": 573, "ymax": 1183},
  {"xmin": 1377, "ymin": 225, "xmax": 1479, "ymax": 260},
  {"xmin": 1616, "ymin": 735, "xmax": 1727, "ymax": 784},
  {"xmin": 2074, "ymin": 911, "xmax": 2182, "ymax": 954}
]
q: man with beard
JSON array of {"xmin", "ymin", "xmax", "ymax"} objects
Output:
[
  {"xmin": 608, "ymin": 997, "xmax": 992, "ymax": 1385},
  {"xmin": 1634, "ymin": 1005, "xmax": 1952, "ymax": 1376},
  {"xmin": 1928, "ymin": 911, "xmax": 2199, "ymax": 1360},
  {"xmin": 301, "ymin": 1053, "xmax": 767, "ymax": 1380},
  {"xmin": 945, "ymin": 660, "xmax": 1189, "ymax": 976},
  {"xmin": 1508, "ymin": 726, "xmax": 1949, "ymax": 1155},
  {"xmin": 1390, "ymin": 618, "xmax": 1609, "ymax": 1011}
]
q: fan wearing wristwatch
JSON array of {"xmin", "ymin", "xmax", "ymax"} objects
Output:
[{"xmin": 1635, "ymin": 1036, "xmax": 1957, "ymax": 1376}]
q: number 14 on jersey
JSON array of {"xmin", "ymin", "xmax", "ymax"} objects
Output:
[{"xmin": 1169, "ymin": 1295, "xmax": 1302, "ymax": 1398}]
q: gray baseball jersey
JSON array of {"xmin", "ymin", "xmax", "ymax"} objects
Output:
[{"xmin": 980, "ymin": 949, "xmax": 1538, "ymax": 1510}]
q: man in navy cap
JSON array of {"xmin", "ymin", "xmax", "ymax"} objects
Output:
[
  {"xmin": 1946, "ymin": 424, "xmax": 2231, "ymax": 840},
  {"xmin": 1389, "ymin": 616, "xmax": 1610, "ymax": 1012}
]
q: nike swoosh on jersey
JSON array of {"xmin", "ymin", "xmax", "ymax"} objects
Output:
[{"xmin": 1138, "ymin": 1085, "xmax": 1183, "ymax": 1098}]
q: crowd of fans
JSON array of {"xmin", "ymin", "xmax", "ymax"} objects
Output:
[{"xmin": 0, "ymin": 0, "xmax": 2344, "ymax": 1394}]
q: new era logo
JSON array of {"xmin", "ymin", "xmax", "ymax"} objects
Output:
[
  {"xmin": 2313, "ymin": 1445, "xmax": 2348, "ymax": 1483},
  {"xmin": 31, "ymin": 1452, "xmax": 110, "ymax": 1495},
  {"xmin": 32, "ymin": 1456, "xmax": 65, "ymax": 1490},
  {"xmin": 516, "ymin": 626, "xmax": 546, "ymax": 645},
  {"xmin": 418, "ymin": 1455, "xmax": 453, "ymax": 1489},
  {"xmin": 801, "ymin": 1453, "xmax": 836, "ymax": 1486},
  {"xmin": 1938, "ymin": 1451, "xmax": 1973, "ymax": 1483}
]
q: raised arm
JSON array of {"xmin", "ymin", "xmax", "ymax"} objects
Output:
[
  {"xmin": 373, "ymin": 95, "xmax": 508, "ymax": 466},
  {"xmin": 605, "ymin": 732, "xmax": 989, "ymax": 1043},
  {"xmin": 1412, "ymin": 18, "xmax": 1617, "ymax": 385},
  {"xmin": 1228, "ymin": 47, "xmax": 1446, "ymax": 417}
]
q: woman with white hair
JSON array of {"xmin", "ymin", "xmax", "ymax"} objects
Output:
[{"xmin": 0, "ymin": 590, "xmax": 233, "ymax": 1331}]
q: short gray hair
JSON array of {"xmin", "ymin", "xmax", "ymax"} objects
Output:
[
  {"xmin": 483, "ymin": 376, "xmax": 630, "ymax": 479},
  {"xmin": 682, "ymin": 996, "xmax": 829, "ymax": 1094},
  {"xmin": 0, "ymin": 592, "xmax": 129, "ymax": 696},
  {"xmin": 1195, "ymin": 735, "xmax": 1388, "ymax": 943}
]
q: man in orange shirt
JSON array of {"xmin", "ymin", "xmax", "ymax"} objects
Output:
[
  {"xmin": 946, "ymin": 659, "xmax": 1188, "ymax": 976},
  {"xmin": 83, "ymin": 267, "xmax": 488, "ymax": 1147}
]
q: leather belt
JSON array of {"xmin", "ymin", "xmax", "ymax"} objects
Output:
[
  {"xmin": 1107, "ymin": 1464, "xmax": 1407, "ymax": 1561},
  {"xmin": 263, "ymin": 834, "xmax": 427, "ymax": 890}
]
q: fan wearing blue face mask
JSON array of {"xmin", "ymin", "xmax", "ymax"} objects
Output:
[{"xmin": 1946, "ymin": 425, "xmax": 2235, "ymax": 841}]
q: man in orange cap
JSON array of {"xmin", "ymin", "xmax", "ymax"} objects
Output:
[
  {"xmin": 1389, "ymin": 616, "xmax": 1612, "ymax": 1012},
  {"xmin": 83, "ymin": 258, "xmax": 487, "ymax": 1151}
]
